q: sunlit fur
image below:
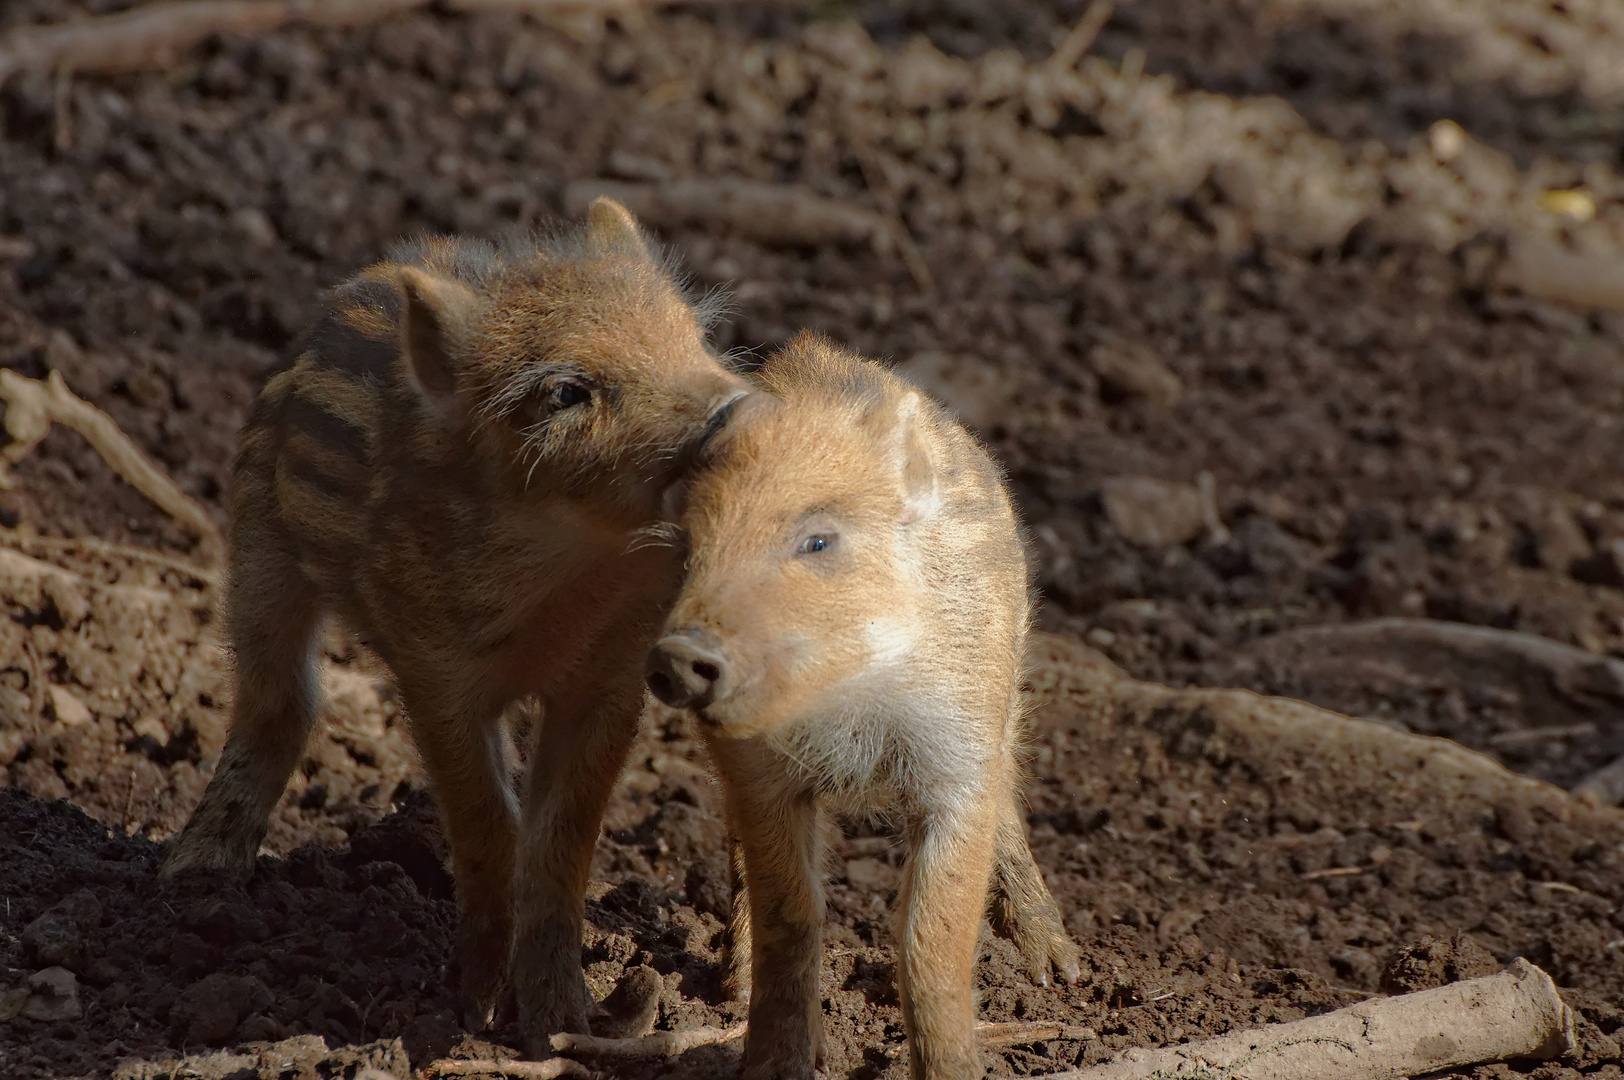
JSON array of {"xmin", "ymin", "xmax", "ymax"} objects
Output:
[
  {"xmin": 657, "ymin": 332, "xmax": 1081, "ymax": 1080},
  {"xmin": 160, "ymin": 199, "xmax": 750, "ymax": 1054}
]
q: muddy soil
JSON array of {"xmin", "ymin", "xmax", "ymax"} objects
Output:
[{"xmin": 3, "ymin": 0, "xmax": 1624, "ymax": 1077}]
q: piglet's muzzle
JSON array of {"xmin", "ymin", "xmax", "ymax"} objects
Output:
[{"xmin": 645, "ymin": 627, "xmax": 733, "ymax": 712}]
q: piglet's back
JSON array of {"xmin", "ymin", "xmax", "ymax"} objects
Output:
[{"xmin": 234, "ymin": 239, "xmax": 497, "ymax": 575}]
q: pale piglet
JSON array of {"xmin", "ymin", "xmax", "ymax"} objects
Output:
[{"xmin": 645, "ymin": 332, "xmax": 1079, "ymax": 1080}]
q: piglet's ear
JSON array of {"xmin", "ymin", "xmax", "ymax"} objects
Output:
[
  {"xmin": 398, "ymin": 267, "xmax": 478, "ymax": 420},
  {"xmin": 586, "ymin": 196, "xmax": 655, "ymax": 263},
  {"xmin": 893, "ymin": 391, "xmax": 939, "ymax": 526}
]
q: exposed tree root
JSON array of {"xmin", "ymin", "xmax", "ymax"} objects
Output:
[
  {"xmin": 564, "ymin": 178, "xmax": 894, "ymax": 251},
  {"xmin": 1035, "ymin": 958, "xmax": 1570, "ymax": 1080},
  {"xmin": 0, "ymin": 369, "xmax": 223, "ymax": 566},
  {"xmin": 0, "ymin": 0, "xmax": 742, "ymax": 89}
]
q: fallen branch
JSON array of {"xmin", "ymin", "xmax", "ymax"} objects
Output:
[
  {"xmin": 429, "ymin": 1019, "xmax": 1089, "ymax": 1076},
  {"xmin": 978, "ymin": 1020, "xmax": 1099, "ymax": 1047},
  {"xmin": 0, "ymin": 369, "xmax": 223, "ymax": 565},
  {"xmin": 0, "ymin": 0, "xmax": 743, "ymax": 88},
  {"xmin": 550, "ymin": 1022, "xmax": 747, "ymax": 1058},
  {"xmin": 1487, "ymin": 722, "xmax": 1597, "ymax": 748},
  {"xmin": 563, "ymin": 179, "xmax": 893, "ymax": 251},
  {"xmin": 1245, "ymin": 617, "xmax": 1624, "ymax": 707},
  {"xmin": 0, "ymin": 530, "xmax": 220, "ymax": 586},
  {"xmin": 1504, "ymin": 237, "xmax": 1624, "ymax": 313},
  {"xmin": 1035, "ymin": 958, "xmax": 1570, "ymax": 1080},
  {"xmin": 424, "ymin": 1059, "xmax": 592, "ymax": 1079}
]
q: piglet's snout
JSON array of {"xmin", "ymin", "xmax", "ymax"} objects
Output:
[{"xmin": 646, "ymin": 629, "xmax": 732, "ymax": 710}]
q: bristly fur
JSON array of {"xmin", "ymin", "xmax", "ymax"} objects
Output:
[
  {"xmin": 653, "ymin": 329, "xmax": 1082, "ymax": 1080},
  {"xmin": 162, "ymin": 199, "xmax": 751, "ymax": 1062}
]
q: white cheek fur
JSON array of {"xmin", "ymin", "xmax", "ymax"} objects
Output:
[{"xmin": 862, "ymin": 616, "xmax": 920, "ymax": 670}]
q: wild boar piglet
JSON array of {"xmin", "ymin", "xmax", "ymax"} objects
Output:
[
  {"xmin": 163, "ymin": 198, "xmax": 751, "ymax": 1051},
  {"xmin": 645, "ymin": 332, "xmax": 1078, "ymax": 1080}
]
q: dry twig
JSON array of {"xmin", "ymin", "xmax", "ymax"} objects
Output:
[
  {"xmin": 424, "ymin": 1059, "xmax": 593, "ymax": 1079},
  {"xmin": 0, "ymin": 369, "xmax": 223, "ymax": 564},
  {"xmin": 1046, "ymin": 0, "xmax": 1114, "ymax": 71},
  {"xmin": 1504, "ymin": 237, "xmax": 1624, "ymax": 313},
  {"xmin": 423, "ymin": 1023, "xmax": 746, "ymax": 1078},
  {"xmin": 550, "ymin": 1022, "xmax": 747, "ymax": 1058},
  {"xmin": 978, "ymin": 1020, "xmax": 1099, "ymax": 1047},
  {"xmin": 564, "ymin": 179, "xmax": 892, "ymax": 251}
]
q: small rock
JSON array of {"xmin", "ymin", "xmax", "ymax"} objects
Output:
[
  {"xmin": 1101, "ymin": 476, "xmax": 1207, "ymax": 548},
  {"xmin": 0, "ymin": 235, "xmax": 37, "ymax": 261},
  {"xmin": 844, "ymin": 857, "xmax": 897, "ymax": 892},
  {"xmin": 595, "ymin": 965, "xmax": 662, "ymax": 1040},
  {"xmin": 46, "ymin": 685, "xmax": 92, "ymax": 727},
  {"xmin": 235, "ymin": 1012, "xmax": 286, "ymax": 1043},
  {"xmin": 170, "ymin": 972, "xmax": 274, "ymax": 1046},
  {"xmin": 1089, "ymin": 340, "xmax": 1182, "ymax": 407},
  {"xmin": 232, "ymin": 206, "xmax": 279, "ymax": 249},
  {"xmin": 22, "ymin": 889, "xmax": 103, "ymax": 969},
  {"xmin": 23, "ymin": 966, "xmax": 81, "ymax": 1021},
  {"xmin": 0, "ymin": 969, "xmax": 30, "ymax": 1021},
  {"xmin": 181, "ymin": 897, "xmax": 270, "ymax": 946},
  {"xmin": 1429, "ymin": 119, "xmax": 1466, "ymax": 162},
  {"xmin": 132, "ymin": 716, "xmax": 169, "ymax": 744},
  {"xmin": 1380, "ymin": 931, "xmax": 1500, "ymax": 993},
  {"xmin": 1571, "ymin": 538, "xmax": 1624, "ymax": 588}
]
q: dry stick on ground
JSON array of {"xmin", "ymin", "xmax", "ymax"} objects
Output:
[
  {"xmin": 1504, "ymin": 237, "xmax": 1624, "ymax": 313},
  {"xmin": 0, "ymin": 369, "xmax": 224, "ymax": 565},
  {"xmin": 1033, "ymin": 958, "xmax": 1570, "ymax": 1080},
  {"xmin": 424, "ymin": 1059, "xmax": 594, "ymax": 1079},
  {"xmin": 979, "ymin": 1020, "xmax": 1100, "ymax": 1047},
  {"xmin": 1046, "ymin": 0, "xmax": 1114, "ymax": 71},
  {"xmin": 424, "ymin": 1025, "xmax": 746, "ymax": 1077},
  {"xmin": 0, "ymin": 0, "xmax": 743, "ymax": 88},
  {"xmin": 551, "ymin": 1022, "xmax": 748, "ymax": 1058},
  {"xmin": 429, "ymin": 1018, "xmax": 1091, "ymax": 1074},
  {"xmin": 564, "ymin": 178, "xmax": 893, "ymax": 251}
]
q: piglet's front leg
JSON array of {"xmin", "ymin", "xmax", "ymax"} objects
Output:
[
  {"xmin": 896, "ymin": 792, "xmax": 1000, "ymax": 1080},
  {"xmin": 719, "ymin": 756, "xmax": 826, "ymax": 1080}
]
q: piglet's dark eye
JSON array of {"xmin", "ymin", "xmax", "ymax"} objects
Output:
[
  {"xmin": 797, "ymin": 534, "xmax": 836, "ymax": 555},
  {"xmin": 553, "ymin": 382, "xmax": 592, "ymax": 409}
]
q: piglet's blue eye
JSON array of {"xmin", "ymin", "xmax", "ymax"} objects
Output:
[{"xmin": 798, "ymin": 534, "xmax": 835, "ymax": 555}]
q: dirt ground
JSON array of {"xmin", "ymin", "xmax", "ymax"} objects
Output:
[{"xmin": 3, "ymin": 0, "xmax": 1624, "ymax": 1077}]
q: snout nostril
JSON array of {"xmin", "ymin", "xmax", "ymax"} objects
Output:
[
  {"xmin": 691, "ymin": 660, "xmax": 721, "ymax": 683},
  {"xmin": 647, "ymin": 671, "xmax": 675, "ymax": 701}
]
